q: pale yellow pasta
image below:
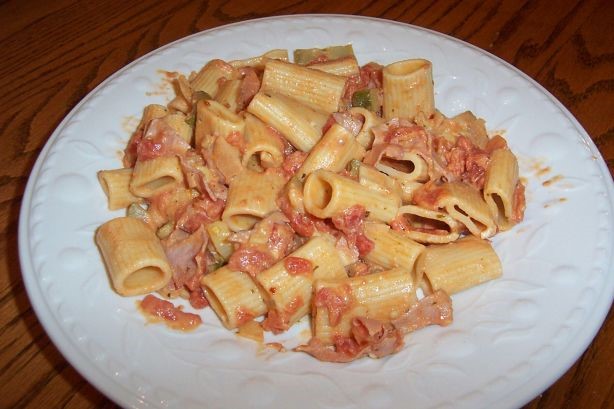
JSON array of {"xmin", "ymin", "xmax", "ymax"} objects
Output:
[
  {"xmin": 297, "ymin": 123, "xmax": 365, "ymax": 177},
  {"xmin": 96, "ymin": 217, "xmax": 172, "ymax": 296},
  {"xmin": 395, "ymin": 205, "xmax": 463, "ymax": 244},
  {"xmin": 211, "ymin": 130, "xmax": 243, "ymax": 183},
  {"xmin": 242, "ymin": 113, "xmax": 285, "ymax": 170},
  {"xmin": 484, "ymin": 149, "xmax": 520, "ymax": 231},
  {"xmin": 130, "ymin": 156, "xmax": 184, "ymax": 198},
  {"xmin": 98, "ymin": 168, "xmax": 141, "ymax": 210},
  {"xmin": 303, "ymin": 169, "xmax": 399, "ymax": 222},
  {"xmin": 261, "ymin": 60, "xmax": 347, "ymax": 113},
  {"xmin": 399, "ymin": 180, "xmax": 424, "ymax": 203},
  {"xmin": 138, "ymin": 104, "xmax": 168, "ymax": 131},
  {"xmin": 215, "ymin": 78, "xmax": 242, "ymax": 113},
  {"xmin": 255, "ymin": 236, "xmax": 347, "ymax": 332},
  {"xmin": 201, "ymin": 266, "xmax": 268, "ymax": 329},
  {"xmin": 167, "ymin": 75, "xmax": 192, "ymax": 114},
  {"xmin": 432, "ymin": 182, "xmax": 497, "ymax": 239},
  {"xmin": 229, "ymin": 49, "xmax": 289, "ymax": 69},
  {"xmin": 375, "ymin": 150, "xmax": 429, "ymax": 183},
  {"xmin": 349, "ymin": 107, "xmax": 385, "ymax": 149},
  {"xmin": 362, "ymin": 222, "xmax": 425, "ymax": 273},
  {"xmin": 308, "ymin": 56, "xmax": 360, "ymax": 77},
  {"xmin": 190, "ymin": 59, "xmax": 238, "ymax": 97},
  {"xmin": 247, "ymin": 92, "xmax": 327, "ymax": 151},
  {"xmin": 383, "ymin": 59, "xmax": 434, "ymax": 120},
  {"xmin": 222, "ymin": 170, "xmax": 286, "ymax": 232},
  {"xmin": 195, "ymin": 99, "xmax": 245, "ymax": 149},
  {"xmin": 357, "ymin": 164, "xmax": 402, "ymax": 201},
  {"xmin": 414, "ymin": 236, "xmax": 502, "ymax": 294},
  {"xmin": 312, "ymin": 268, "xmax": 416, "ymax": 344},
  {"xmin": 161, "ymin": 112, "xmax": 192, "ymax": 144}
]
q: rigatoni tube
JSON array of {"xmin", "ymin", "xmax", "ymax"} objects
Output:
[
  {"xmin": 303, "ymin": 169, "xmax": 399, "ymax": 222},
  {"xmin": 414, "ymin": 236, "xmax": 502, "ymax": 295},
  {"xmin": 247, "ymin": 92, "xmax": 327, "ymax": 151},
  {"xmin": 222, "ymin": 170, "xmax": 286, "ymax": 232},
  {"xmin": 383, "ymin": 59, "xmax": 434, "ymax": 120},
  {"xmin": 95, "ymin": 217, "xmax": 172, "ymax": 296},
  {"xmin": 201, "ymin": 266, "xmax": 268, "ymax": 329}
]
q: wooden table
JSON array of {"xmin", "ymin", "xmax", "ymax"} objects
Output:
[{"xmin": 1, "ymin": 0, "xmax": 612, "ymax": 408}]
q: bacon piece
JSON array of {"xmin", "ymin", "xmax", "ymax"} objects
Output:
[
  {"xmin": 139, "ymin": 294, "xmax": 202, "ymax": 331},
  {"xmin": 284, "ymin": 256, "xmax": 313, "ymax": 275},
  {"xmin": 331, "ymin": 205, "xmax": 374, "ymax": 257},
  {"xmin": 238, "ymin": 67, "xmax": 261, "ymax": 109},
  {"xmin": 227, "ymin": 244, "xmax": 275, "ymax": 277},
  {"xmin": 349, "ymin": 317, "xmax": 404, "ymax": 357},
  {"xmin": 136, "ymin": 119, "xmax": 191, "ymax": 162},
  {"xmin": 161, "ymin": 226, "xmax": 208, "ymax": 291},
  {"xmin": 176, "ymin": 197, "xmax": 224, "ymax": 233},
  {"xmin": 179, "ymin": 150, "xmax": 228, "ymax": 202},
  {"xmin": 278, "ymin": 193, "xmax": 316, "ymax": 237},
  {"xmin": 392, "ymin": 290, "xmax": 453, "ymax": 334},
  {"xmin": 296, "ymin": 318, "xmax": 403, "ymax": 362},
  {"xmin": 314, "ymin": 285, "xmax": 353, "ymax": 327}
]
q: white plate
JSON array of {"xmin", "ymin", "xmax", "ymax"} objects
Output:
[{"xmin": 19, "ymin": 15, "xmax": 614, "ymax": 409}]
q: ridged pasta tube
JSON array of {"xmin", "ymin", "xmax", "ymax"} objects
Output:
[
  {"xmin": 303, "ymin": 169, "xmax": 399, "ymax": 222},
  {"xmin": 201, "ymin": 266, "xmax": 268, "ymax": 329},
  {"xmin": 96, "ymin": 217, "xmax": 172, "ymax": 296},
  {"xmin": 383, "ymin": 59, "xmax": 434, "ymax": 120}
]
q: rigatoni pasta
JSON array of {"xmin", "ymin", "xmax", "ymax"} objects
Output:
[{"xmin": 95, "ymin": 45, "xmax": 527, "ymax": 363}]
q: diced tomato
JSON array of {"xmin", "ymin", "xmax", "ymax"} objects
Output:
[
  {"xmin": 284, "ymin": 256, "xmax": 313, "ymax": 275},
  {"xmin": 189, "ymin": 287, "xmax": 209, "ymax": 309},
  {"xmin": 314, "ymin": 285, "xmax": 352, "ymax": 327},
  {"xmin": 227, "ymin": 244, "xmax": 275, "ymax": 277},
  {"xmin": 140, "ymin": 295, "xmax": 202, "ymax": 331},
  {"xmin": 281, "ymin": 151, "xmax": 308, "ymax": 178}
]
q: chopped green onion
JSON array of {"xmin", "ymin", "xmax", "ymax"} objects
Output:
[
  {"xmin": 184, "ymin": 114, "xmax": 196, "ymax": 127},
  {"xmin": 351, "ymin": 88, "xmax": 379, "ymax": 111}
]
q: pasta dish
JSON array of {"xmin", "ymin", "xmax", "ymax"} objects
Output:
[{"xmin": 95, "ymin": 45, "xmax": 526, "ymax": 362}]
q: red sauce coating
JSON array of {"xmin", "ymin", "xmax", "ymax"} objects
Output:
[{"xmin": 139, "ymin": 295, "xmax": 202, "ymax": 331}]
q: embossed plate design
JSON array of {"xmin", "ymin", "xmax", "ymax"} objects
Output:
[{"xmin": 19, "ymin": 15, "xmax": 614, "ymax": 409}]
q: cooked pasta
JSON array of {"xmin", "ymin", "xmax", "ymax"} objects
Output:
[{"xmin": 96, "ymin": 46, "xmax": 527, "ymax": 363}]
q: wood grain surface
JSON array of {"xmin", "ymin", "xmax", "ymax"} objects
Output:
[{"xmin": 1, "ymin": 0, "xmax": 612, "ymax": 408}]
